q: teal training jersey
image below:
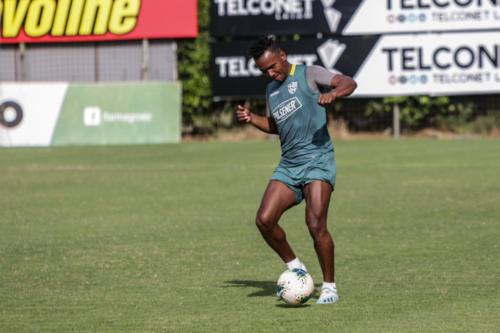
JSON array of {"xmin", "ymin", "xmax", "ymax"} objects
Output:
[{"xmin": 266, "ymin": 64, "xmax": 334, "ymax": 167}]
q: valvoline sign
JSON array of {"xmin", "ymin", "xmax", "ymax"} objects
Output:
[{"xmin": 0, "ymin": 0, "xmax": 198, "ymax": 43}]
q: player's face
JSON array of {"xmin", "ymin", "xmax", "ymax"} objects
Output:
[{"xmin": 255, "ymin": 50, "xmax": 289, "ymax": 82}]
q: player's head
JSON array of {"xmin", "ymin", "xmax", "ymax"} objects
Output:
[{"xmin": 249, "ymin": 35, "xmax": 290, "ymax": 82}]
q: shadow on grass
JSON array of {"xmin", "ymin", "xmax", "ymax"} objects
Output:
[
  {"xmin": 222, "ymin": 280, "xmax": 318, "ymax": 308},
  {"xmin": 275, "ymin": 303, "xmax": 312, "ymax": 308},
  {"xmin": 222, "ymin": 280, "xmax": 276, "ymax": 297}
]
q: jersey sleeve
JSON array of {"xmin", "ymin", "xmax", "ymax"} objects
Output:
[{"xmin": 305, "ymin": 65, "xmax": 342, "ymax": 93}]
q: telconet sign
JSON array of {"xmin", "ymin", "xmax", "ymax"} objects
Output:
[
  {"xmin": 211, "ymin": 32, "xmax": 500, "ymax": 97},
  {"xmin": 211, "ymin": 0, "xmax": 500, "ymax": 36}
]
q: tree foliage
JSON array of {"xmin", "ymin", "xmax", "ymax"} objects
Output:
[
  {"xmin": 365, "ymin": 96, "xmax": 475, "ymax": 130},
  {"xmin": 177, "ymin": 0, "xmax": 212, "ymax": 121}
]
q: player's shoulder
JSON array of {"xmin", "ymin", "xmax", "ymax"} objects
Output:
[{"xmin": 305, "ymin": 65, "xmax": 341, "ymax": 76}]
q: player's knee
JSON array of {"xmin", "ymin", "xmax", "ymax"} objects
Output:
[
  {"xmin": 255, "ymin": 212, "xmax": 274, "ymax": 232},
  {"xmin": 307, "ymin": 223, "xmax": 323, "ymax": 239},
  {"xmin": 306, "ymin": 216, "xmax": 327, "ymax": 239}
]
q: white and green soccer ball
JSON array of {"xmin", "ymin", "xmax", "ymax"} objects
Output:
[{"xmin": 276, "ymin": 268, "xmax": 314, "ymax": 305}]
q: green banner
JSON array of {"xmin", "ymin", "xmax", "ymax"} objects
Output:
[{"xmin": 52, "ymin": 82, "xmax": 181, "ymax": 145}]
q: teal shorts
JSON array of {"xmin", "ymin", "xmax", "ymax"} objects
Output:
[{"xmin": 271, "ymin": 152, "xmax": 336, "ymax": 204}]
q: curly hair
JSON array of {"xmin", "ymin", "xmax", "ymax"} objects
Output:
[{"xmin": 249, "ymin": 35, "xmax": 282, "ymax": 60}]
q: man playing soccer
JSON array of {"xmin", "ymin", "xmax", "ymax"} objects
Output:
[{"xmin": 235, "ymin": 36, "xmax": 357, "ymax": 304}]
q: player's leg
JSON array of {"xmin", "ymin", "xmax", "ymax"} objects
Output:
[
  {"xmin": 255, "ymin": 180, "xmax": 298, "ymax": 264},
  {"xmin": 303, "ymin": 180, "xmax": 339, "ymax": 304},
  {"xmin": 303, "ymin": 180, "xmax": 334, "ymax": 281}
]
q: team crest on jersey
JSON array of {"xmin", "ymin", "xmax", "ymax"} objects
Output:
[{"xmin": 288, "ymin": 81, "xmax": 298, "ymax": 94}]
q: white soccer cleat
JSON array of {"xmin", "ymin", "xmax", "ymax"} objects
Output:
[{"xmin": 316, "ymin": 286, "xmax": 339, "ymax": 304}]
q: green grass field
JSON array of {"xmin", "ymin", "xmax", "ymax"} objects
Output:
[{"xmin": 1, "ymin": 139, "xmax": 499, "ymax": 332}]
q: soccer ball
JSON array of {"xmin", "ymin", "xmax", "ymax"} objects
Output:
[{"xmin": 276, "ymin": 268, "xmax": 314, "ymax": 305}]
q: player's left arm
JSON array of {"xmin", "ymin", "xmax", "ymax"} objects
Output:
[{"xmin": 317, "ymin": 74, "xmax": 357, "ymax": 106}]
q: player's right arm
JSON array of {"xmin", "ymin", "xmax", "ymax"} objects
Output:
[{"xmin": 235, "ymin": 105, "xmax": 278, "ymax": 134}]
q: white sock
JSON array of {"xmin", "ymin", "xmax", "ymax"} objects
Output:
[
  {"xmin": 286, "ymin": 258, "xmax": 303, "ymax": 270},
  {"xmin": 322, "ymin": 282, "xmax": 337, "ymax": 291}
]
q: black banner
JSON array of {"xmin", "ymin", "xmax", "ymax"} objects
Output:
[
  {"xmin": 211, "ymin": 36, "xmax": 378, "ymax": 97},
  {"xmin": 212, "ymin": 32, "xmax": 500, "ymax": 98},
  {"xmin": 211, "ymin": 0, "xmax": 362, "ymax": 37}
]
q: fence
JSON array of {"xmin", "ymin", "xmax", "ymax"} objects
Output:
[{"xmin": 0, "ymin": 40, "xmax": 177, "ymax": 82}]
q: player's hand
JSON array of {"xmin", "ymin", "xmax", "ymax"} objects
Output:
[
  {"xmin": 235, "ymin": 105, "xmax": 252, "ymax": 123},
  {"xmin": 318, "ymin": 91, "xmax": 337, "ymax": 106}
]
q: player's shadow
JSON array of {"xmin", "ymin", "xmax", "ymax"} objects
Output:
[
  {"xmin": 222, "ymin": 280, "xmax": 276, "ymax": 297},
  {"xmin": 222, "ymin": 280, "xmax": 319, "ymax": 308}
]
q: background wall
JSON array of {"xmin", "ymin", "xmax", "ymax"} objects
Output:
[{"xmin": 0, "ymin": 40, "xmax": 178, "ymax": 82}]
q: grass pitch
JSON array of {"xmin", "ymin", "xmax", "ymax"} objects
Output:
[{"xmin": 1, "ymin": 139, "xmax": 499, "ymax": 332}]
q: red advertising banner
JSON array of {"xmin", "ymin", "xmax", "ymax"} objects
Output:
[{"xmin": 0, "ymin": 0, "xmax": 198, "ymax": 44}]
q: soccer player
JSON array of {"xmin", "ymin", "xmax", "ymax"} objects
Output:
[{"xmin": 235, "ymin": 36, "xmax": 357, "ymax": 304}]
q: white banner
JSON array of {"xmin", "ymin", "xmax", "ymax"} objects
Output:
[
  {"xmin": 345, "ymin": 0, "xmax": 500, "ymax": 35},
  {"xmin": 211, "ymin": 0, "xmax": 500, "ymax": 37},
  {"xmin": 0, "ymin": 82, "xmax": 181, "ymax": 147},
  {"xmin": 353, "ymin": 31, "xmax": 500, "ymax": 97},
  {"xmin": 0, "ymin": 83, "xmax": 68, "ymax": 147}
]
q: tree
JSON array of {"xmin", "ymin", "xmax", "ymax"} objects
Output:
[{"xmin": 177, "ymin": 0, "xmax": 212, "ymax": 127}]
